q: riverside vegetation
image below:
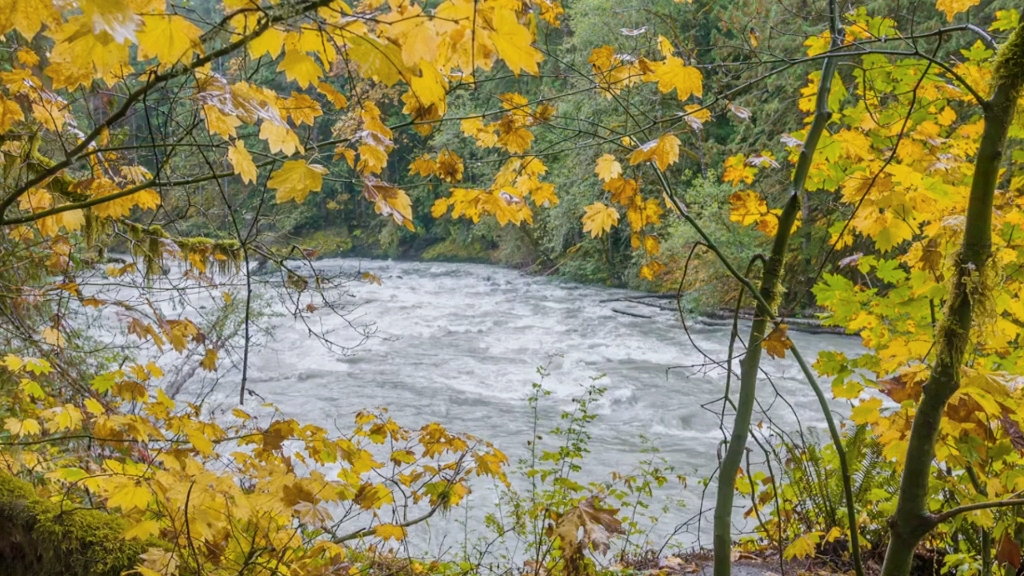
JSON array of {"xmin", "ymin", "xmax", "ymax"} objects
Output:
[{"xmin": 1, "ymin": 0, "xmax": 1024, "ymax": 576}]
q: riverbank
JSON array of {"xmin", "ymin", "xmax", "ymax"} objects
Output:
[{"xmin": 293, "ymin": 229, "xmax": 844, "ymax": 336}]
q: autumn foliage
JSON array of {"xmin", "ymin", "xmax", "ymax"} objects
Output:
[{"xmin": 1, "ymin": 0, "xmax": 1024, "ymax": 575}]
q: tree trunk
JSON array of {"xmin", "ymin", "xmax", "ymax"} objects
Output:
[{"xmin": 711, "ymin": 4, "xmax": 844, "ymax": 575}]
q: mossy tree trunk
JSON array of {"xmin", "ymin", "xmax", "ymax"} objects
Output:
[{"xmin": 0, "ymin": 473, "xmax": 152, "ymax": 576}]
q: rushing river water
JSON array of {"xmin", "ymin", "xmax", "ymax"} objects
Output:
[{"xmin": 185, "ymin": 258, "xmax": 862, "ymax": 552}]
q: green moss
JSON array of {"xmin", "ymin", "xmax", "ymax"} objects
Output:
[
  {"xmin": 993, "ymin": 23, "xmax": 1024, "ymax": 98},
  {"xmin": 0, "ymin": 473, "xmax": 151, "ymax": 576},
  {"xmin": 421, "ymin": 237, "xmax": 493, "ymax": 263}
]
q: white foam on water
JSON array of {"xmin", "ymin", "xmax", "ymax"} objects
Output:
[{"xmin": 96, "ymin": 258, "xmax": 861, "ymax": 553}]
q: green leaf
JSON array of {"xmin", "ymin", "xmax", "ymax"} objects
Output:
[{"xmin": 91, "ymin": 372, "xmax": 117, "ymax": 394}]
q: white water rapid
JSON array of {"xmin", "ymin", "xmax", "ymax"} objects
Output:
[{"xmin": 183, "ymin": 258, "xmax": 862, "ymax": 553}]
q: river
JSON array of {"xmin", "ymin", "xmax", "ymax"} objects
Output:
[{"xmin": 182, "ymin": 258, "xmax": 862, "ymax": 554}]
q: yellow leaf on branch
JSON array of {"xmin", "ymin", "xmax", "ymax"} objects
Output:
[
  {"xmin": 374, "ymin": 523, "xmax": 407, "ymax": 541},
  {"xmin": 762, "ymin": 324, "xmax": 793, "ymax": 359},
  {"xmin": 277, "ymin": 49, "xmax": 323, "ymax": 89},
  {"xmin": 935, "ymin": 0, "xmax": 981, "ymax": 21},
  {"xmin": 594, "ymin": 154, "xmax": 622, "ymax": 182},
  {"xmin": 646, "ymin": 56, "xmax": 702, "ymax": 101},
  {"xmin": 362, "ymin": 177, "xmax": 415, "ymax": 231},
  {"xmin": 628, "ymin": 134, "xmax": 681, "ymax": 171},
  {"xmin": 269, "ymin": 160, "xmax": 328, "ymax": 204},
  {"xmin": 492, "ymin": 9, "xmax": 543, "ymax": 76},
  {"xmin": 582, "ymin": 202, "xmax": 619, "ymax": 238},
  {"xmin": 227, "ymin": 140, "xmax": 257, "ymax": 185},
  {"xmin": 137, "ymin": 14, "xmax": 204, "ymax": 68}
]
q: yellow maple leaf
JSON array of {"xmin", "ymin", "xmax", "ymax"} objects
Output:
[
  {"xmin": 363, "ymin": 177, "xmax": 415, "ymax": 231},
  {"xmin": 0, "ymin": 96, "xmax": 24, "ymax": 133},
  {"xmin": 784, "ymin": 532, "xmax": 822, "ymax": 560},
  {"xmin": 44, "ymin": 404, "xmax": 83, "ymax": 432},
  {"xmin": 498, "ymin": 127, "xmax": 534, "ymax": 154},
  {"xmin": 594, "ymin": 154, "xmax": 623, "ymax": 182},
  {"xmin": 643, "ymin": 235, "xmax": 660, "ymax": 255},
  {"xmin": 722, "ymin": 154, "xmax": 757, "ymax": 186},
  {"xmin": 199, "ymin": 348, "xmax": 218, "ymax": 372},
  {"xmin": 202, "ymin": 105, "xmax": 241, "ymax": 140},
  {"xmin": 2, "ymin": 354, "xmax": 24, "ymax": 372},
  {"xmin": 374, "ymin": 523, "xmax": 407, "ymax": 542},
  {"xmin": 728, "ymin": 191, "xmax": 768, "ymax": 226},
  {"xmin": 277, "ymin": 50, "xmax": 323, "ymax": 89},
  {"xmin": 804, "ymin": 31, "xmax": 832, "ymax": 57},
  {"xmin": 122, "ymin": 520, "xmax": 161, "ymax": 541},
  {"xmin": 334, "ymin": 146, "xmax": 356, "ymax": 168},
  {"xmin": 649, "ymin": 57, "xmax": 702, "ymax": 101},
  {"xmin": 762, "ymin": 324, "xmax": 793, "ymax": 359},
  {"xmin": 269, "ymin": 160, "xmax": 327, "ymax": 204},
  {"xmin": 4, "ymin": 417, "xmax": 41, "ymax": 437},
  {"xmin": 404, "ymin": 63, "xmax": 448, "ymax": 119},
  {"xmin": 491, "ymin": 9, "xmax": 543, "ymax": 76},
  {"xmin": 639, "ymin": 260, "xmax": 665, "ymax": 280},
  {"xmin": 80, "ymin": 0, "xmax": 139, "ymax": 43},
  {"xmin": 531, "ymin": 182, "xmax": 559, "ymax": 207},
  {"xmin": 227, "ymin": 140, "xmax": 257, "ymax": 184},
  {"xmin": 435, "ymin": 150, "xmax": 464, "ymax": 183},
  {"xmin": 345, "ymin": 34, "xmax": 408, "ymax": 86},
  {"xmin": 408, "ymin": 155, "xmax": 437, "ymax": 177},
  {"xmin": 850, "ymin": 397, "xmax": 884, "ymax": 425},
  {"xmin": 0, "ymin": 0, "xmax": 59, "ymax": 39},
  {"xmin": 248, "ymin": 26, "xmax": 286, "ymax": 59},
  {"xmin": 84, "ymin": 397, "xmax": 105, "ymax": 416},
  {"xmin": 628, "ymin": 134, "xmax": 681, "ymax": 171},
  {"xmin": 317, "ymin": 82, "xmax": 348, "ymax": 109},
  {"xmin": 431, "ymin": 197, "xmax": 450, "ymax": 218},
  {"xmin": 935, "ymin": 0, "xmax": 980, "ymax": 21},
  {"xmin": 357, "ymin": 143, "xmax": 389, "ymax": 175},
  {"xmin": 259, "ymin": 121, "xmax": 303, "ymax": 156},
  {"xmin": 604, "ymin": 177, "xmax": 638, "ymax": 205},
  {"xmin": 42, "ymin": 327, "xmax": 65, "ymax": 347},
  {"xmin": 354, "ymin": 483, "xmax": 394, "ymax": 509},
  {"xmin": 283, "ymin": 93, "xmax": 322, "ymax": 126},
  {"xmin": 582, "ymin": 202, "xmax": 620, "ymax": 238},
  {"xmin": 137, "ymin": 14, "xmax": 204, "ymax": 68},
  {"xmin": 106, "ymin": 479, "xmax": 152, "ymax": 512}
]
